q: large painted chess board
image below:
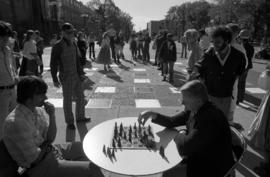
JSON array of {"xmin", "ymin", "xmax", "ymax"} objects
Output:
[{"xmin": 110, "ymin": 123, "xmax": 156, "ymax": 149}]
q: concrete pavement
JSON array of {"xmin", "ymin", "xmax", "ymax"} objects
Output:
[{"xmin": 41, "ymin": 42, "xmax": 268, "ymax": 177}]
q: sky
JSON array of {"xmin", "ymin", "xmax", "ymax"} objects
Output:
[{"xmin": 79, "ymin": 0, "xmax": 199, "ymax": 31}]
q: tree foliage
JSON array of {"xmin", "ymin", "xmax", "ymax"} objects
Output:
[
  {"xmin": 85, "ymin": 0, "xmax": 133, "ymax": 39},
  {"xmin": 164, "ymin": 0, "xmax": 269, "ymax": 41}
]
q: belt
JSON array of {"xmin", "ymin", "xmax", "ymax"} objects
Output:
[{"xmin": 0, "ymin": 84, "xmax": 15, "ymax": 90}]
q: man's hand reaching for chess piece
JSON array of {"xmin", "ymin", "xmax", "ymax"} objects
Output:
[{"xmin": 138, "ymin": 110, "xmax": 157, "ymax": 126}]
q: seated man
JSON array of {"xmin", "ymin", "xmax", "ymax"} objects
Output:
[
  {"xmin": 138, "ymin": 80, "xmax": 235, "ymax": 177},
  {"xmin": 2, "ymin": 76, "xmax": 104, "ymax": 177}
]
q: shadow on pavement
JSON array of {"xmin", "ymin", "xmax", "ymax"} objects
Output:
[{"xmin": 98, "ymin": 69, "xmax": 124, "ymax": 83}]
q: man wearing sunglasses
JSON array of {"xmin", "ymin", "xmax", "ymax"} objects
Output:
[{"xmin": 50, "ymin": 23, "xmax": 90, "ymax": 130}]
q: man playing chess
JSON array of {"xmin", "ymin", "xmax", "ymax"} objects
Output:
[{"xmin": 138, "ymin": 80, "xmax": 234, "ymax": 177}]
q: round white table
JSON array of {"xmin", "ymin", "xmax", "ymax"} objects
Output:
[{"xmin": 83, "ymin": 117, "xmax": 182, "ymax": 177}]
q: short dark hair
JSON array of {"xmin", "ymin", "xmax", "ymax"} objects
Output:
[
  {"xmin": 0, "ymin": 21, "xmax": 12, "ymax": 37},
  {"xmin": 210, "ymin": 26, "xmax": 232, "ymax": 43},
  {"xmin": 17, "ymin": 76, "xmax": 48, "ymax": 104}
]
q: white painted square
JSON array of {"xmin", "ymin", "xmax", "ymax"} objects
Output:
[
  {"xmin": 134, "ymin": 79, "xmax": 151, "ymax": 83},
  {"xmin": 246, "ymin": 88, "xmax": 266, "ymax": 94},
  {"xmin": 135, "ymin": 99, "xmax": 161, "ymax": 108},
  {"xmin": 175, "ymin": 62, "xmax": 183, "ymax": 65},
  {"xmin": 47, "ymin": 98, "xmax": 63, "ymax": 108},
  {"xmin": 95, "ymin": 87, "xmax": 116, "ymax": 93},
  {"xmin": 110, "ymin": 64, "xmax": 118, "ymax": 68},
  {"xmin": 43, "ymin": 67, "xmax": 50, "ymax": 71},
  {"xmin": 85, "ymin": 99, "xmax": 112, "ymax": 108},
  {"xmin": 133, "ymin": 68, "xmax": 146, "ymax": 72},
  {"xmin": 169, "ymin": 87, "xmax": 181, "ymax": 93},
  {"xmin": 86, "ymin": 72, "xmax": 94, "ymax": 77}
]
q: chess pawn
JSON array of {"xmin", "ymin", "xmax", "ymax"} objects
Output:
[
  {"xmin": 107, "ymin": 147, "xmax": 111, "ymax": 157},
  {"xmin": 111, "ymin": 149, "xmax": 115, "ymax": 158},
  {"xmin": 117, "ymin": 138, "xmax": 122, "ymax": 148},
  {"xmin": 112, "ymin": 140, "xmax": 116, "ymax": 148},
  {"xmin": 103, "ymin": 145, "xmax": 106, "ymax": 155}
]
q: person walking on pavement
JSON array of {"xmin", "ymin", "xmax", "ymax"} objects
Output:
[
  {"xmin": 50, "ymin": 23, "xmax": 90, "ymax": 130},
  {"xmin": 21, "ymin": 30, "xmax": 40, "ymax": 76},
  {"xmin": 191, "ymin": 26, "xmax": 246, "ymax": 122},
  {"xmin": 237, "ymin": 29, "xmax": 254, "ymax": 104},
  {"xmin": 143, "ymin": 32, "xmax": 151, "ymax": 63},
  {"xmin": 88, "ymin": 32, "xmax": 96, "ymax": 60},
  {"xmin": 109, "ymin": 33, "xmax": 116, "ymax": 63},
  {"xmin": 77, "ymin": 31, "xmax": 88, "ymax": 66},
  {"xmin": 35, "ymin": 30, "xmax": 44, "ymax": 76},
  {"xmin": 137, "ymin": 32, "xmax": 144, "ymax": 60},
  {"xmin": 0, "ymin": 21, "xmax": 17, "ymax": 139},
  {"xmin": 180, "ymin": 35, "xmax": 187, "ymax": 58},
  {"xmin": 129, "ymin": 33, "xmax": 137, "ymax": 64},
  {"xmin": 199, "ymin": 28, "xmax": 211, "ymax": 52},
  {"xmin": 96, "ymin": 32, "xmax": 112, "ymax": 71},
  {"xmin": 185, "ymin": 29, "xmax": 203, "ymax": 76},
  {"xmin": 114, "ymin": 31, "xmax": 125, "ymax": 64},
  {"xmin": 159, "ymin": 33, "xmax": 177, "ymax": 83}
]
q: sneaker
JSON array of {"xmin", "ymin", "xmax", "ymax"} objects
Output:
[
  {"xmin": 67, "ymin": 123, "xmax": 76, "ymax": 130},
  {"xmin": 76, "ymin": 117, "xmax": 91, "ymax": 123}
]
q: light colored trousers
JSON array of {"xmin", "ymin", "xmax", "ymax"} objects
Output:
[
  {"xmin": 0, "ymin": 88, "xmax": 16, "ymax": 139},
  {"xmin": 27, "ymin": 142, "xmax": 105, "ymax": 177}
]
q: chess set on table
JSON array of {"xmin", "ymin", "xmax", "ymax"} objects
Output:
[{"xmin": 102, "ymin": 122, "xmax": 166, "ymax": 158}]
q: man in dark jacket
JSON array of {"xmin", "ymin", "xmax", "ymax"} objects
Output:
[
  {"xmin": 138, "ymin": 80, "xmax": 235, "ymax": 177},
  {"xmin": 50, "ymin": 23, "xmax": 90, "ymax": 130},
  {"xmin": 191, "ymin": 26, "xmax": 246, "ymax": 122},
  {"xmin": 159, "ymin": 33, "xmax": 177, "ymax": 83}
]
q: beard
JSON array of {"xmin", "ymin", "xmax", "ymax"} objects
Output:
[{"xmin": 215, "ymin": 42, "xmax": 227, "ymax": 52}]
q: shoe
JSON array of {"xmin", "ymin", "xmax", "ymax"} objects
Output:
[
  {"xmin": 104, "ymin": 66, "xmax": 108, "ymax": 71},
  {"xmin": 67, "ymin": 123, "xmax": 76, "ymax": 130},
  {"xmin": 162, "ymin": 76, "xmax": 167, "ymax": 81},
  {"xmin": 76, "ymin": 117, "xmax": 91, "ymax": 123}
]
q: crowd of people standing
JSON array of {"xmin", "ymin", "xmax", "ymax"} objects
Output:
[{"xmin": 0, "ymin": 18, "xmax": 270, "ymax": 177}]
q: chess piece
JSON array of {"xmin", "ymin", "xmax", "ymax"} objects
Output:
[
  {"xmin": 134, "ymin": 131, "xmax": 137, "ymax": 138},
  {"xmin": 112, "ymin": 140, "xmax": 116, "ymax": 148},
  {"xmin": 134, "ymin": 123, "xmax": 137, "ymax": 130},
  {"xmin": 103, "ymin": 145, "xmax": 106, "ymax": 155},
  {"xmin": 129, "ymin": 125, "xmax": 132, "ymax": 133},
  {"xmin": 123, "ymin": 132, "xmax": 127, "ymax": 140},
  {"xmin": 111, "ymin": 149, "xmax": 115, "ymax": 158},
  {"xmin": 117, "ymin": 138, "xmax": 122, "ymax": 148},
  {"xmin": 159, "ymin": 146, "xmax": 165, "ymax": 157},
  {"xmin": 107, "ymin": 147, "xmax": 111, "ymax": 157},
  {"xmin": 120, "ymin": 123, "xmax": 123, "ymax": 135}
]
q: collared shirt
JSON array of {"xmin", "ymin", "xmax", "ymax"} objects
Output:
[
  {"xmin": 2, "ymin": 104, "xmax": 49, "ymax": 168},
  {"xmin": 23, "ymin": 40, "xmax": 37, "ymax": 60},
  {"xmin": 0, "ymin": 46, "xmax": 16, "ymax": 86},
  {"xmin": 214, "ymin": 45, "xmax": 231, "ymax": 66}
]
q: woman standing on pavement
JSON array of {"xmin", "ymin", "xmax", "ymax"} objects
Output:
[
  {"xmin": 185, "ymin": 29, "xmax": 202, "ymax": 79},
  {"xmin": 96, "ymin": 32, "xmax": 112, "ymax": 71},
  {"xmin": 20, "ymin": 30, "xmax": 40, "ymax": 76},
  {"xmin": 248, "ymin": 63, "xmax": 270, "ymax": 177}
]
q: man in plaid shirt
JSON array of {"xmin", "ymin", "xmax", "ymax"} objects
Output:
[
  {"xmin": 2, "ymin": 76, "xmax": 104, "ymax": 177},
  {"xmin": 50, "ymin": 23, "xmax": 90, "ymax": 129}
]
